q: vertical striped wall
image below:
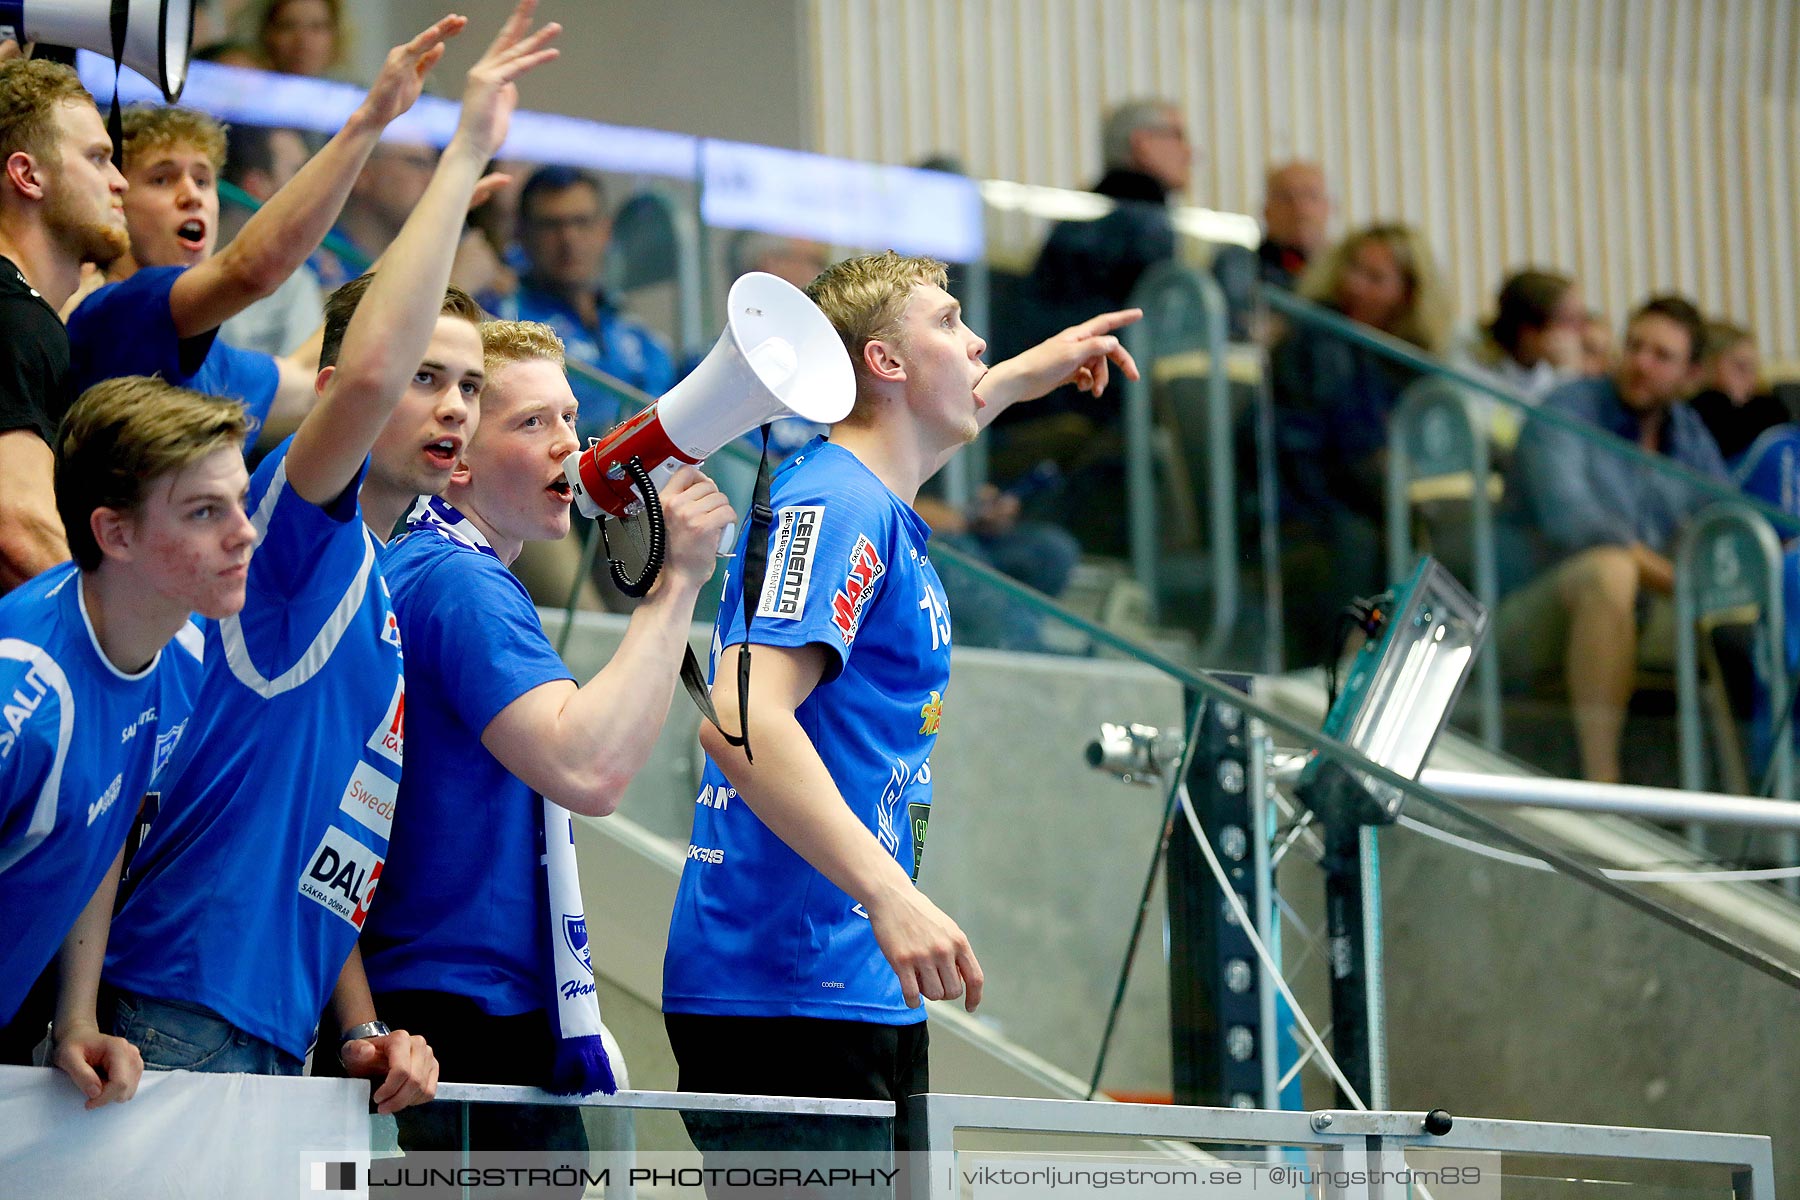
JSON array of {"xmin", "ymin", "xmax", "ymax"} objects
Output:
[{"xmin": 808, "ymin": 0, "xmax": 1800, "ymax": 363}]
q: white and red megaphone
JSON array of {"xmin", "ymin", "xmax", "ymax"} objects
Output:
[
  {"xmin": 4, "ymin": 0, "xmax": 196, "ymax": 100},
  {"xmin": 564, "ymin": 271, "xmax": 854, "ymax": 523}
]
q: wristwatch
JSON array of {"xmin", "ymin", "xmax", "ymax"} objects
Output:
[{"xmin": 338, "ymin": 1020, "xmax": 391, "ymax": 1053}]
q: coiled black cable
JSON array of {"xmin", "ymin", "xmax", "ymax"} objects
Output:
[{"xmin": 598, "ymin": 455, "xmax": 666, "ymax": 597}]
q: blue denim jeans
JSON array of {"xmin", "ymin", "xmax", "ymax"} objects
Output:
[{"xmin": 109, "ymin": 988, "xmax": 304, "ymax": 1075}]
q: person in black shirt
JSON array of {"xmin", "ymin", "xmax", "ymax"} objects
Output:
[
  {"xmin": 1213, "ymin": 160, "xmax": 1333, "ymax": 341},
  {"xmin": 0, "ymin": 58, "xmax": 129, "ymax": 591},
  {"xmin": 1688, "ymin": 320, "xmax": 1790, "ymax": 463}
]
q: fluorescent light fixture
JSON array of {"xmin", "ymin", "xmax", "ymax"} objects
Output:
[
  {"xmin": 701, "ymin": 141, "xmax": 984, "ymax": 263},
  {"xmin": 1299, "ymin": 557, "xmax": 1488, "ymax": 825},
  {"xmin": 77, "ymin": 52, "xmax": 699, "ymax": 177},
  {"xmin": 980, "ymin": 178, "xmax": 1261, "ymax": 248}
]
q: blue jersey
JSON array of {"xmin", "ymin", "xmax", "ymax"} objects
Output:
[
  {"xmin": 663, "ymin": 438, "xmax": 952, "ymax": 1024},
  {"xmin": 0, "ymin": 565, "xmax": 197, "ymax": 1023},
  {"xmin": 361, "ymin": 500, "xmax": 572, "ymax": 1015},
  {"xmin": 104, "ymin": 439, "xmax": 404, "ymax": 1058},
  {"xmin": 67, "ymin": 267, "xmax": 280, "ymax": 434}
]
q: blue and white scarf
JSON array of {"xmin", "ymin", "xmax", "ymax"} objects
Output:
[{"xmin": 405, "ymin": 498, "xmax": 617, "ymax": 1095}]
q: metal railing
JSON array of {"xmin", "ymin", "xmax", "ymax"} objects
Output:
[
  {"xmin": 1383, "ymin": 376, "xmax": 1502, "ymax": 747},
  {"xmin": 908, "ymin": 1093, "xmax": 1775, "ymax": 1200},
  {"xmin": 1120, "ymin": 261, "xmax": 1280, "ymax": 668}
]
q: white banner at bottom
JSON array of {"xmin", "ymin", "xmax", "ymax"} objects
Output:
[{"xmin": 0, "ymin": 1063, "xmax": 371, "ymax": 1200}]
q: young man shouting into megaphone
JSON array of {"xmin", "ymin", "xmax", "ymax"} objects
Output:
[
  {"xmin": 663, "ymin": 250, "xmax": 1140, "ymax": 1155},
  {"xmin": 352, "ymin": 319, "xmax": 731, "ymax": 1155}
]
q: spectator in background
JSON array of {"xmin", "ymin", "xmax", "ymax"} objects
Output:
[
  {"xmin": 996, "ymin": 99, "xmax": 1190, "ymax": 553},
  {"xmin": 1451, "ymin": 268, "xmax": 1586, "ymax": 448},
  {"xmin": 1030, "ymin": 97, "xmax": 1191, "ymax": 321},
  {"xmin": 319, "ymin": 139, "xmax": 439, "ymax": 286},
  {"xmin": 493, "ymin": 165, "xmax": 675, "ymax": 436},
  {"xmin": 257, "ymin": 0, "xmax": 347, "ymax": 79},
  {"xmin": 1580, "ymin": 310, "xmax": 1617, "ymax": 377},
  {"xmin": 1689, "ymin": 320, "xmax": 1789, "ymax": 463},
  {"xmin": 1270, "ymin": 222, "xmax": 1450, "ymax": 663},
  {"xmin": 1213, "ymin": 159, "xmax": 1332, "ymax": 340},
  {"xmin": 217, "ymin": 122, "xmax": 324, "ymax": 358},
  {"xmin": 0, "ymin": 58, "xmax": 129, "ymax": 591},
  {"xmin": 1498, "ymin": 295, "xmax": 1727, "ymax": 783}
]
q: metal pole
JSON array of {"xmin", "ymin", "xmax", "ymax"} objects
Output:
[
  {"xmin": 1120, "ymin": 317, "xmax": 1160, "ymax": 622},
  {"xmin": 1248, "ymin": 724, "xmax": 1281, "ymax": 1113},
  {"xmin": 1273, "ymin": 757, "xmax": 1800, "ymax": 830},
  {"xmin": 1196, "ymin": 272, "xmax": 1240, "ymax": 662},
  {"xmin": 1252, "ymin": 357, "xmax": 1284, "ymax": 674},
  {"xmin": 1466, "ymin": 394, "xmax": 1503, "ymax": 749}
]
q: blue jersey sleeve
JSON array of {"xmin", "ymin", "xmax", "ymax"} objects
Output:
[
  {"xmin": 726, "ymin": 468, "xmax": 893, "ymax": 684},
  {"xmin": 67, "ymin": 268, "xmax": 217, "ymax": 395},
  {"xmin": 242, "ymin": 437, "xmax": 369, "ymax": 605},
  {"xmin": 195, "ymin": 339, "xmax": 280, "ymax": 434},
  {"xmin": 398, "ymin": 546, "xmax": 574, "ymax": 737}
]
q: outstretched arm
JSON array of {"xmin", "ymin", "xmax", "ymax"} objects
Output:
[
  {"xmin": 167, "ymin": 17, "xmax": 467, "ymax": 339},
  {"xmin": 284, "ymin": 1, "xmax": 561, "ymax": 507},
  {"xmin": 483, "ymin": 468, "xmax": 735, "ymax": 815},
  {"xmin": 699, "ymin": 643, "xmax": 983, "ymax": 1012},
  {"xmin": 933, "ymin": 308, "xmax": 1144, "ymax": 475}
]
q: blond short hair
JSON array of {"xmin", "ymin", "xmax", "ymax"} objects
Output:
[
  {"xmin": 1299, "ymin": 222, "xmax": 1451, "ymax": 354},
  {"xmin": 121, "ymin": 105, "xmax": 227, "ymax": 172},
  {"xmin": 0, "ymin": 59, "xmax": 95, "ymax": 169},
  {"xmin": 480, "ymin": 319, "xmax": 566, "ymax": 374},
  {"xmin": 805, "ymin": 250, "xmax": 948, "ymax": 389},
  {"xmin": 55, "ymin": 376, "xmax": 254, "ymax": 572}
]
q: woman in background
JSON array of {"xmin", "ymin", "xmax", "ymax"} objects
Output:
[{"xmin": 1269, "ymin": 222, "xmax": 1451, "ymax": 663}]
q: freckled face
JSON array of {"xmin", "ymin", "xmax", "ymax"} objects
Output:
[{"xmin": 118, "ymin": 446, "xmax": 256, "ymax": 619}]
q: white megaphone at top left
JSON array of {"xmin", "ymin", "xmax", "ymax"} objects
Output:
[
  {"xmin": 3, "ymin": 0, "xmax": 196, "ymax": 101},
  {"xmin": 564, "ymin": 270, "xmax": 855, "ymax": 521}
]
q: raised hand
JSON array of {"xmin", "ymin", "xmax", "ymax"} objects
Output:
[
  {"xmin": 354, "ymin": 14, "xmax": 467, "ymax": 130},
  {"xmin": 453, "ymin": 0, "xmax": 563, "ymax": 163},
  {"xmin": 1002, "ymin": 308, "xmax": 1145, "ymax": 402}
]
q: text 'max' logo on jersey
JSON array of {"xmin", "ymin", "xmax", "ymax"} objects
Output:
[
  {"xmin": 830, "ymin": 535, "xmax": 886, "ymax": 645},
  {"xmin": 365, "ymin": 677, "xmax": 404, "ymax": 767},
  {"xmin": 755, "ymin": 505, "xmax": 823, "ymax": 621},
  {"xmin": 300, "ymin": 825, "xmax": 384, "ymax": 929}
]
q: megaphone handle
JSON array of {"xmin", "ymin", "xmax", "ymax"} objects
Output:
[{"xmin": 599, "ymin": 456, "xmax": 666, "ymax": 598}]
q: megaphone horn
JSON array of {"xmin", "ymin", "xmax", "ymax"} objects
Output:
[
  {"xmin": 5, "ymin": 0, "xmax": 196, "ymax": 102},
  {"xmin": 564, "ymin": 272, "xmax": 854, "ymax": 594}
]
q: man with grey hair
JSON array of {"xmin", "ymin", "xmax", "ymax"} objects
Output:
[
  {"xmin": 1031, "ymin": 96, "xmax": 1191, "ymax": 315},
  {"xmin": 1213, "ymin": 159, "xmax": 1332, "ymax": 340},
  {"xmin": 1001, "ymin": 98, "xmax": 1190, "ymax": 552}
]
